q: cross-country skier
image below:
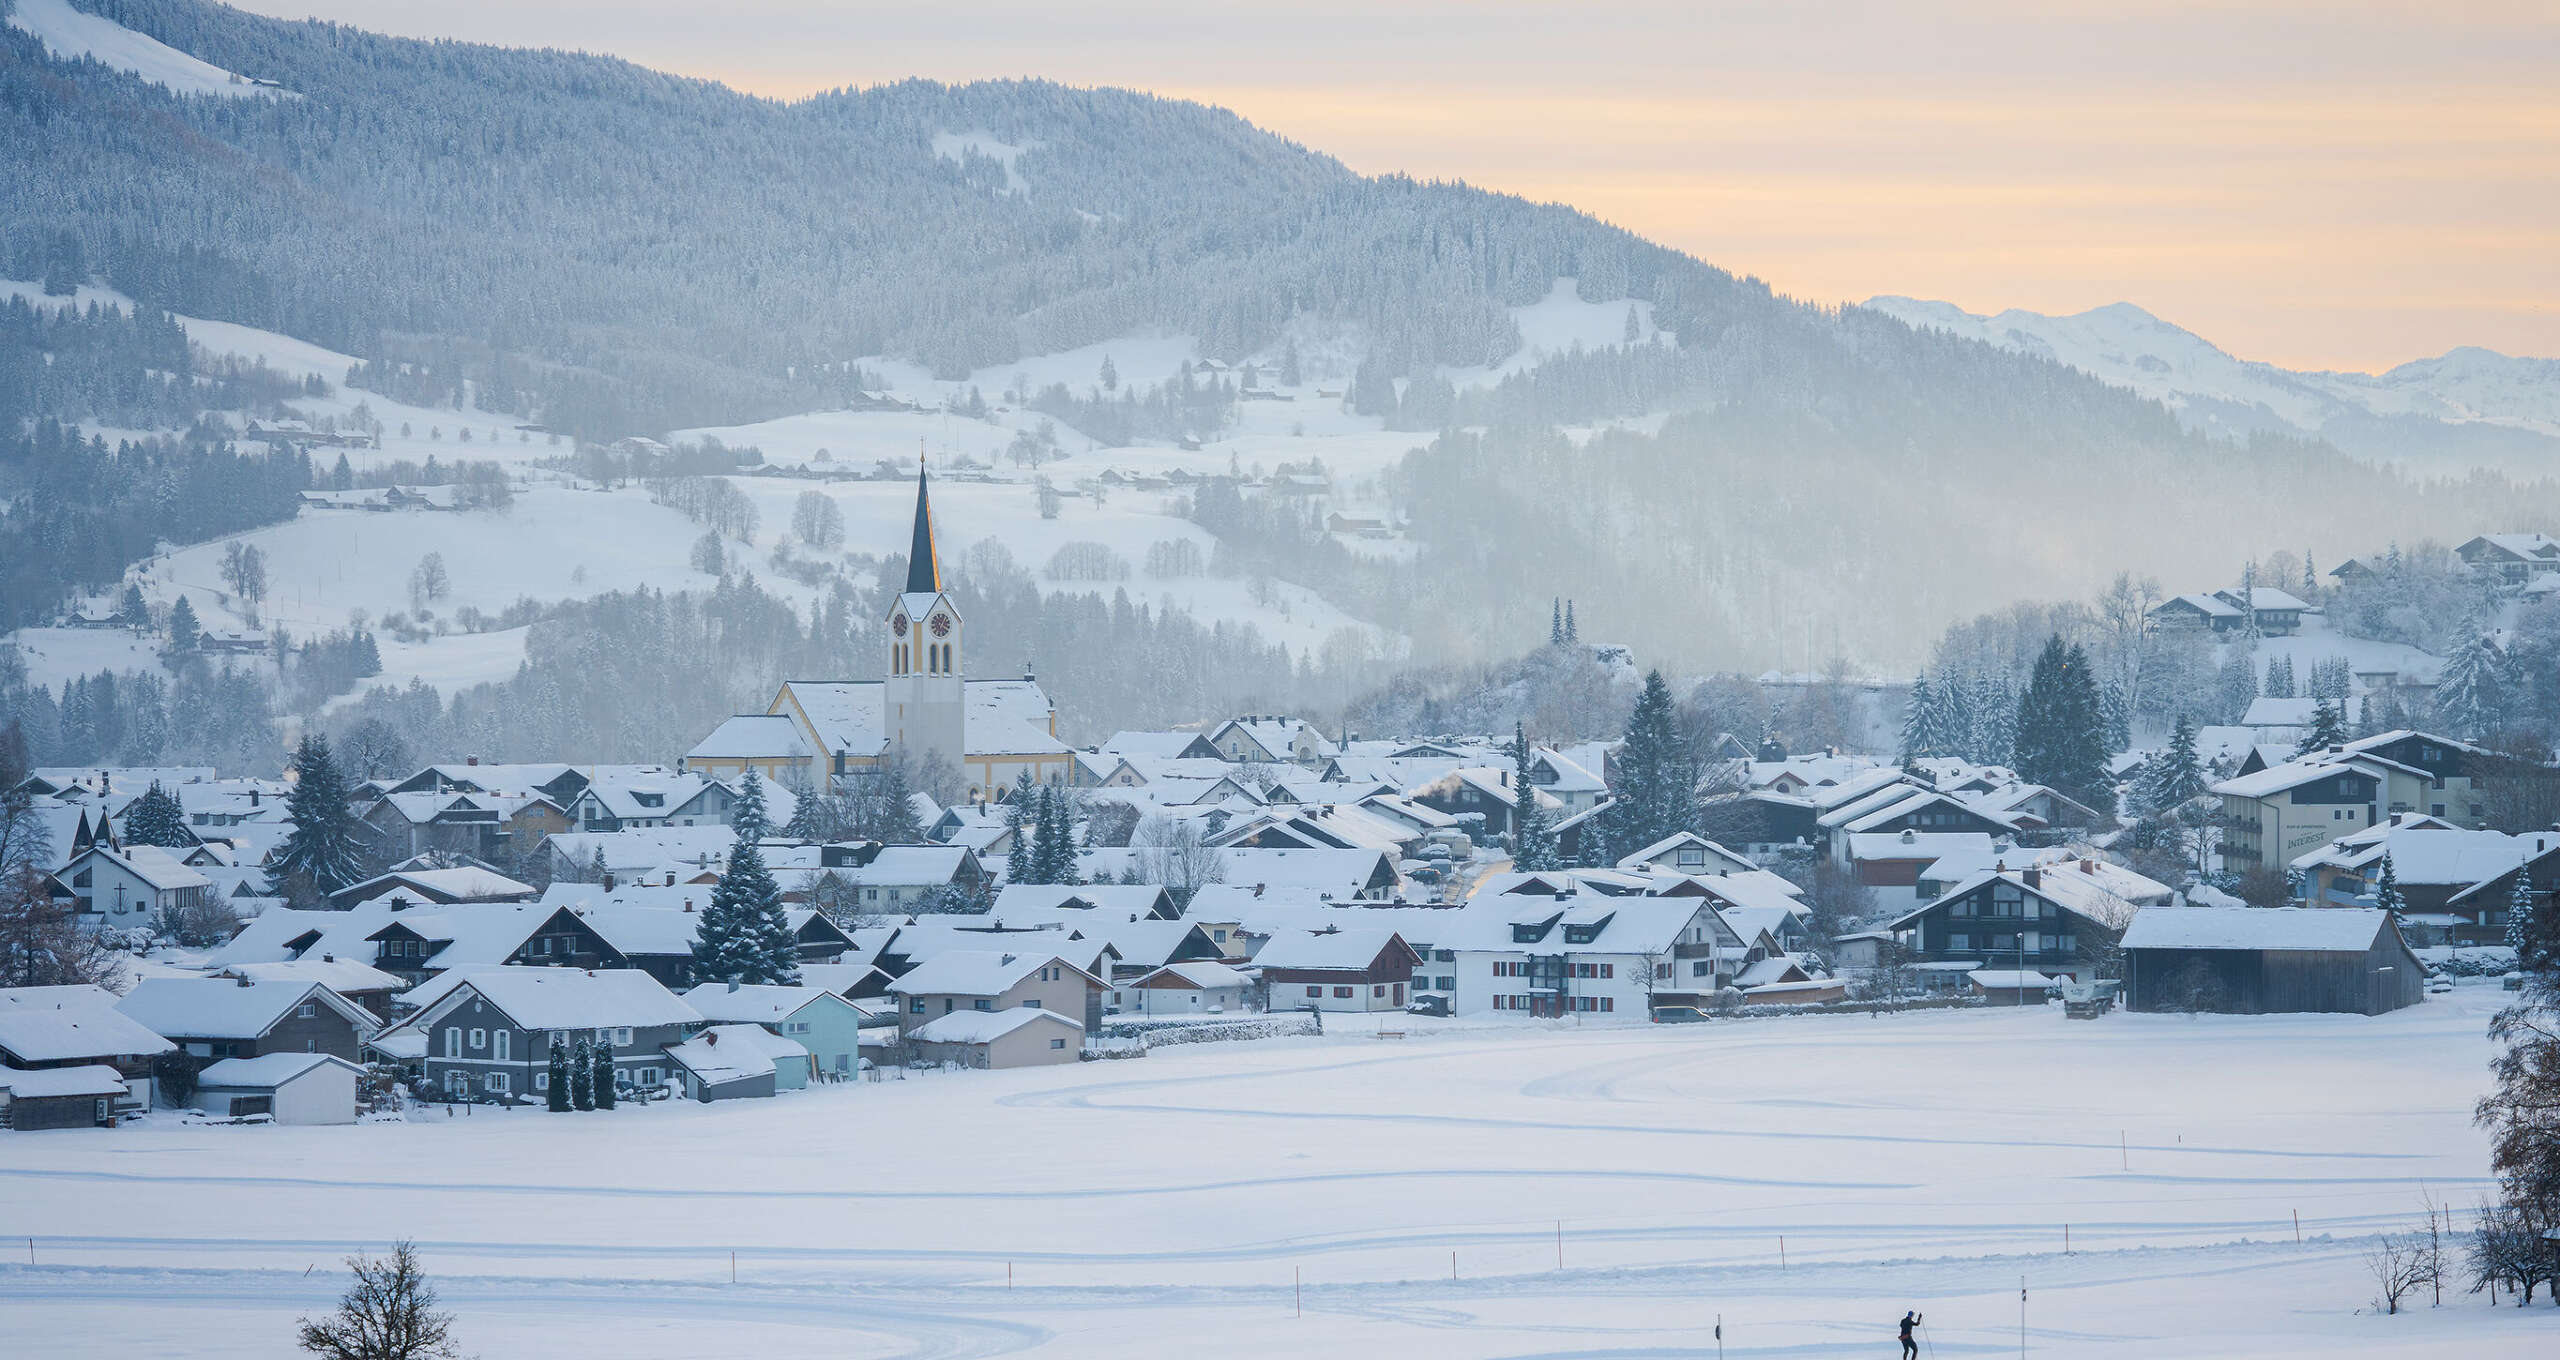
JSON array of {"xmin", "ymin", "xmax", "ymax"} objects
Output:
[{"xmin": 1898, "ymin": 1310, "xmax": 1922, "ymax": 1359}]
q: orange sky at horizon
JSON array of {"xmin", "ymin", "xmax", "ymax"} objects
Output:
[{"xmin": 232, "ymin": 1, "xmax": 2560, "ymax": 373}]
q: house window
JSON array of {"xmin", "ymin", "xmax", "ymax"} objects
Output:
[
  {"xmin": 443, "ymin": 1027, "xmax": 461, "ymax": 1057},
  {"xmin": 485, "ymin": 1072, "xmax": 509, "ymax": 1094},
  {"xmin": 1333, "ymin": 986, "xmax": 1353, "ymax": 999},
  {"xmin": 974, "ymin": 999, "xmax": 992, "ymax": 1011},
  {"xmin": 1305, "ymin": 985, "xmax": 1322, "ymax": 998},
  {"xmin": 1371, "ymin": 984, "xmax": 1385, "ymax": 998},
  {"xmin": 1950, "ymin": 933, "xmax": 1970, "ymax": 951},
  {"xmin": 493, "ymin": 1031, "xmax": 510, "ymax": 1062},
  {"xmin": 535, "ymin": 1072, "xmax": 548, "ymax": 1091},
  {"xmin": 468, "ymin": 1028, "xmax": 486, "ymax": 1050},
  {"xmin": 614, "ymin": 1028, "xmax": 632, "ymax": 1046},
  {"xmin": 909, "ymin": 999, "xmax": 926, "ymax": 1014},
  {"xmin": 304, "ymin": 1039, "xmax": 317, "ymax": 1053},
  {"xmin": 1436, "ymin": 975, "xmax": 1456, "ymax": 990},
  {"xmin": 297, "ymin": 1002, "xmax": 316, "ymax": 1019},
  {"xmin": 1049, "ymin": 1037, "xmax": 1067, "ymax": 1050}
]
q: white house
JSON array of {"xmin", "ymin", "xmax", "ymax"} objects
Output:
[
  {"xmin": 61, "ymin": 844, "xmax": 212, "ymax": 928},
  {"xmin": 1443, "ymin": 893, "xmax": 1746, "ymax": 1019},
  {"xmin": 1117, "ymin": 960, "xmax": 1256, "ymax": 1016}
]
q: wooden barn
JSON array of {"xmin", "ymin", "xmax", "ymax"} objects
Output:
[{"xmin": 2118, "ymin": 907, "xmax": 2423, "ymax": 1016}]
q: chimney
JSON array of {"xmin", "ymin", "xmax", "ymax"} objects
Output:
[
  {"xmin": 684, "ymin": 899, "xmax": 694, "ymax": 912},
  {"xmin": 250, "ymin": 789, "xmax": 260, "ymax": 807},
  {"xmin": 1899, "ymin": 828, "xmax": 1916, "ymax": 844},
  {"xmin": 322, "ymin": 953, "xmax": 335, "ymax": 963},
  {"xmin": 727, "ymin": 979, "xmax": 740, "ymax": 992},
  {"xmin": 2022, "ymin": 868, "xmax": 2041, "ymax": 889},
  {"xmin": 235, "ymin": 973, "xmax": 253, "ymax": 987},
  {"xmin": 705, "ymin": 1030, "xmax": 718, "ymax": 1045},
  {"xmin": 467, "ymin": 754, "xmax": 480, "ymax": 766},
  {"xmin": 1000, "ymin": 953, "xmax": 1016, "ymax": 966},
  {"xmin": 2080, "ymin": 859, "xmax": 2096, "ymax": 874}
]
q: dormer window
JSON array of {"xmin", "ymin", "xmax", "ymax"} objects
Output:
[
  {"xmin": 634, "ymin": 792, "xmax": 664, "ymax": 808},
  {"xmin": 1511, "ymin": 922, "xmax": 1549, "ymax": 944}
]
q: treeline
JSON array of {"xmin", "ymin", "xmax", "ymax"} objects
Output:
[
  {"xmin": 0, "ymin": 293, "xmax": 316, "ymax": 431},
  {"xmin": 0, "ymin": 654, "xmax": 284, "ymax": 776},
  {"xmin": 0, "ymin": 420, "xmax": 309, "ymax": 631}
]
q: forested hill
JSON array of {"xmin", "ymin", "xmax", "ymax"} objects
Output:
[{"xmin": 7, "ymin": 0, "xmax": 2162, "ymax": 450}]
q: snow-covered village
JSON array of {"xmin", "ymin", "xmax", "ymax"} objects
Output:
[{"xmin": 5, "ymin": 3, "xmax": 2560, "ymax": 1359}]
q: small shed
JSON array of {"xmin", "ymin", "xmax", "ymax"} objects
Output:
[
  {"xmin": 0, "ymin": 1064, "xmax": 127, "ymax": 1130},
  {"xmin": 2119, "ymin": 907, "xmax": 2424, "ymax": 1015},
  {"xmin": 1968, "ymin": 969, "xmax": 2055, "ymax": 1005},
  {"xmin": 663, "ymin": 1024, "xmax": 796, "ymax": 1101},
  {"xmin": 1118, "ymin": 961, "xmax": 1255, "ymax": 1016},
  {"xmin": 192, "ymin": 1052, "xmax": 364, "ymax": 1125}
]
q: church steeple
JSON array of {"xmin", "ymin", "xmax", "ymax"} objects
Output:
[{"xmin": 905, "ymin": 467, "xmax": 941, "ymax": 594}]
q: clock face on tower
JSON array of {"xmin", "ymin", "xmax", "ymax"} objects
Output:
[
  {"xmin": 929, "ymin": 613, "xmax": 952, "ymax": 638},
  {"xmin": 891, "ymin": 614, "xmax": 908, "ymax": 637}
]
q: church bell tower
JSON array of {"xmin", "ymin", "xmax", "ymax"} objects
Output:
[{"xmin": 885, "ymin": 468, "xmax": 967, "ymax": 783}]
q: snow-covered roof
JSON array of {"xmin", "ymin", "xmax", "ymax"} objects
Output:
[
  {"xmin": 1247, "ymin": 927, "xmax": 1409, "ymax": 971},
  {"xmin": 1617, "ymin": 831, "xmax": 1753, "ymax": 871},
  {"xmin": 73, "ymin": 844, "xmax": 212, "ymax": 892},
  {"xmin": 684, "ymin": 715, "xmax": 812, "ymax": 762},
  {"xmin": 116, "ymin": 978, "xmax": 372, "ymax": 1040},
  {"xmin": 888, "ymin": 949, "xmax": 1091, "ymax": 997},
  {"xmin": 1885, "ymin": 859, "xmax": 2172, "ymax": 931},
  {"xmin": 1099, "ymin": 730, "xmax": 1218, "ymax": 759},
  {"xmin": 0, "ymin": 986, "xmax": 175, "ymax": 1061},
  {"xmin": 681, "ymin": 983, "xmax": 849, "ymax": 1025},
  {"xmin": 2294, "ymin": 826, "xmax": 2553, "ymax": 885},
  {"xmin": 0, "ymin": 1063, "xmax": 128, "ymax": 1098},
  {"xmin": 335, "ymin": 866, "xmax": 536, "ymax": 906},
  {"xmin": 2158, "ymin": 592, "xmax": 2243, "ymax": 618},
  {"xmin": 910, "ymin": 1006, "xmax": 1082, "ymax": 1044},
  {"xmin": 2461, "ymin": 532, "xmax": 2560, "ymax": 562},
  {"xmin": 397, "ymin": 966, "xmax": 702, "ymax": 1032},
  {"xmin": 217, "ymin": 958, "xmax": 406, "ymax": 995},
  {"xmin": 2118, "ymin": 906, "xmax": 2396, "ymax": 954},
  {"xmin": 2221, "ymin": 586, "xmax": 2308, "ymax": 611},
  {"xmin": 195, "ymin": 1051, "xmax": 361, "ymax": 1089},
  {"xmin": 2211, "ymin": 757, "xmax": 2378, "ymax": 799},
  {"xmin": 777, "ymin": 679, "xmax": 1066, "ymax": 759},
  {"xmin": 665, "ymin": 1023, "xmax": 803, "ymax": 1084},
  {"xmin": 1968, "ymin": 969, "xmax": 2055, "ymax": 988},
  {"xmin": 1133, "ymin": 960, "xmax": 1252, "ymax": 991}
]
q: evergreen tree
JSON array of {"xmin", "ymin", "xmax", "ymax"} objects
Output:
[
  {"xmin": 1550, "ymin": 598, "xmax": 1564, "ymax": 648},
  {"xmin": 1508, "ymin": 722, "xmax": 1559, "ymax": 871},
  {"xmin": 2263, "ymin": 654, "xmax": 2295, "ymax": 699},
  {"xmin": 1563, "ymin": 601, "xmax": 1578, "ymax": 644},
  {"xmin": 547, "ymin": 1037, "xmax": 571, "ymax": 1112},
  {"xmin": 586, "ymin": 846, "xmax": 608, "ymax": 884},
  {"xmin": 2292, "ymin": 699, "xmax": 2348, "ymax": 757},
  {"xmin": 2012, "ymin": 637, "xmax": 2109, "ymax": 808},
  {"xmin": 268, "ymin": 734, "xmax": 367, "ymax": 902},
  {"xmin": 691, "ymin": 816, "xmax": 802, "ymax": 985},
  {"xmin": 2373, "ymin": 854, "xmax": 2406, "ymax": 920},
  {"xmin": 729, "ymin": 767, "xmax": 772, "ymax": 843},
  {"xmin": 331, "ymin": 452, "xmax": 354, "ymax": 489},
  {"xmin": 123, "ymin": 780, "xmax": 190, "ymax": 846},
  {"xmin": 2215, "ymin": 651, "xmax": 2258, "ymax": 724},
  {"xmin": 1897, "ymin": 674, "xmax": 1935, "ymax": 766},
  {"xmin": 116, "ymin": 583, "xmax": 148, "ymax": 629},
  {"xmin": 2506, "ymin": 868, "xmax": 2547, "ymax": 973},
  {"xmin": 1970, "ymin": 671, "xmax": 2017, "ymax": 766},
  {"xmin": 1004, "ymin": 770, "xmax": 1036, "ymax": 882},
  {"xmin": 166, "ymin": 595, "xmax": 200, "ymax": 652},
  {"xmin": 2144, "ymin": 714, "xmax": 2206, "ymax": 813},
  {"xmin": 2432, "ymin": 633, "xmax": 2503, "ymax": 740},
  {"xmin": 1605, "ymin": 670, "xmax": 1696, "ymax": 853},
  {"xmin": 592, "ymin": 1042, "xmax": 617, "ymax": 1109},
  {"xmin": 2100, "ymin": 677, "xmax": 2131, "ymax": 755},
  {"xmin": 570, "ymin": 1037, "xmax": 594, "ymax": 1110},
  {"xmin": 876, "ymin": 760, "xmax": 922, "ymax": 843}
]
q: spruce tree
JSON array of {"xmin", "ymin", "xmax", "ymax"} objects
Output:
[
  {"xmin": 2505, "ymin": 868, "xmax": 2545, "ymax": 972},
  {"xmin": 1004, "ymin": 770, "xmax": 1035, "ymax": 882},
  {"xmin": 586, "ymin": 846, "xmax": 608, "ymax": 884},
  {"xmin": 592, "ymin": 1043, "xmax": 617, "ymax": 1109},
  {"xmin": 1563, "ymin": 601, "xmax": 1578, "ymax": 644},
  {"xmin": 167, "ymin": 595, "xmax": 200, "ymax": 652},
  {"xmin": 2432, "ymin": 634, "xmax": 2502, "ymax": 740},
  {"xmin": 2012, "ymin": 637, "xmax": 2108, "ymax": 808},
  {"xmin": 570, "ymin": 1037, "xmax": 594, "ymax": 1110},
  {"xmin": 2145, "ymin": 715, "xmax": 2206, "ymax": 812},
  {"xmin": 1898, "ymin": 674, "xmax": 1935, "ymax": 766},
  {"xmin": 1607, "ymin": 671, "xmax": 1696, "ymax": 853},
  {"xmin": 1550, "ymin": 599, "xmax": 1564, "ymax": 648},
  {"xmin": 123, "ymin": 780, "xmax": 190, "ymax": 846},
  {"xmin": 692, "ymin": 818, "xmax": 801, "ymax": 984},
  {"xmin": 547, "ymin": 1037, "xmax": 571, "ymax": 1112},
  {"xmin": 2373, "ymin": 854, "xmax": 2406, "ymax": 920},
  {"xmin": 730, "ymin": 767, "xmax": 772, "ymax": 843},
  {"xmin": 2263, "ymin": 654, "xmax": 2294, "ymax": 699},
  {"xmin": 2292, "ymin": 699, "xmax": 2348, "ymax": 757},
  {"xmin": 1508, "ymin": 722, "xmax": 1559, "ymax": 871},
  {"xmin": 117, "ymin": 583, "xmax": 148, "ymax": 629},
  {"xmin": 877, "ymin": 760, "xmax": 922, "ymax": 843},
  {"xmin": 268, "ymin": 734, "xmax": 368, "ymax": 903}
]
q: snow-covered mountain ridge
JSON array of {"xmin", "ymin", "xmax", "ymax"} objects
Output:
[{"xmin": 1862, "ymin": 295, "xmax": 2560, "ymax": 470}]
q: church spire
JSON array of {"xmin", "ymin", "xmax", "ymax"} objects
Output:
[{"xmin": 905, "ymin": 465, "xmax": 941, "ymax": 594}]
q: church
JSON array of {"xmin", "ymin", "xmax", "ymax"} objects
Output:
[{"xmin": 681, "ymin": 470, "xmax": 1072, "ymax": 802}]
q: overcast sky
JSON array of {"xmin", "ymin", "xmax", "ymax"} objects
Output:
[{"xmin": 233, "ymin": 1, "xmax": 2559, "ymax": 372}]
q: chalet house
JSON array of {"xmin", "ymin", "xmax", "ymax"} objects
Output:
[
  {"xmin": 61, "ymin": 844, "xmax": 212, "ymax": 929},
  {"xmin": 908, "ymin": 1007, "xmax": 1086, "ymax": 1069},
  {"xmin": 2210, "ymin": 587, "xmax": 2309, "ymax": 635},
  {"xmin": 2148, "ymin": 592, "xmax": 2246, "ymax": 633},
  {"xmin": 570, "ymin": 773, "xmax": 740, "ymax": 831},
  {"xmin": 0, "ymin": 985, "xmax": 173, "ymax": 1115},
  {"xmin": 2290, "ymin": 820, "xmax": 2559, "ymax": 944},
  {"xmin": 664, "ymin": 1024, "xmax": 800, "ymax": 1099},
  {"xmin": 114, "ymin": 978, "xmax": 376, "ymax": 1064},
  {"xmin": 1251, "ymin": 928, "xmax": 1422, "ymax": 1013},
  {"xmin": 357, "ymin": 791, "xmax": 566, "ymax": 864},
  {"xmin": 1845, "ymin": 830, "xmax": 1996, "ymax": 908},
  {"xmin": 1117, "ymin": 960, "xmax": 1255, "ymax": 1016},
  {"xmin": 1616, "ymin": 832, "xmax": 1757, "ymax": 877},
  {"xmin": 1881, "ymin": 859, "xmax": 2172, "ymax": 985},
  {"xmin": 887, "ymin": 950, "xmax": 1108, "ymax": 1038},
  {"xmin": 2120, "ymin": 907, "xmax": 2423, "ymax": 1014},
  {"xmin": 1207, "ymin": 716, "xmax": 1338, "ymax": 767},
  {"xmin": 1069, "ymin": 753, "xmax": 1149, "ymax": 789},
  {"xmin": 1816, "ymin": 785, "xmax": 2016, "ymax": 864},
  {"xmin": 1405, "ymin": 767, "xmax": 1562, "ymax": 840},
  {"xmin": 328, "ymin": 866, "xmax": 537, "ymax": 911},
  {"xmin": 989, "ymin": 884, "xmax": 1180, "ymax": 920},
  {"xmin": 215, "ymin": 959, "xmax": 407, "ymax": 1017},
  {"xmin": 382, "ymin": 762, "xmax": 592, "ymax": 807},
  {"xmin": 679, "ymin": 715, "xmax": 815, "ymax": 785},
  {"xmin": 1098, "ymin": 730, "xmax": 1224, "ymax": 762},
  {"xmin": 2213, "ymin": 760, "xmax": 2387, "ymax": 873},
  {"xmin": 1445, "ymin": 895, "xmax": 1744, "ymax": 1019},
  {"xmin": 2455, "ymin": 533, "xmax": 2560, "ymax": 586},
  {"xmin": 1524, "ymin": 748, "xmax": 1610, "ymax": 815},
  {"xmin": 808, "ymin": 842, "xmax": 988, "ymax": 911},
  {"xmin": 392, "ymin": 966, "xmax": 704, "ymax": 1102},
  {"xmin": 683, "ymin": 983, "xmax": 867, "ymax": 1080},
  {"xmin": 1212, "ymin": 847, "xmax": 1402, "ymax": 899}
]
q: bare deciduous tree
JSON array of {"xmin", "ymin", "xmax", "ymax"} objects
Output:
[
  {"xmin": 295, "ymin": 1241, "xmax": 459, "ymax": 1360},
  {"xmin": 1132, "ymin": 816, "xmax": 1226, "ymax": 908},
  {"xmin": 2363, "ymin": 1230, "xmax": 2432, "ymax": 1315}
]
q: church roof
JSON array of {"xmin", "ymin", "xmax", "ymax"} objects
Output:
[
  {"xmin": 774, "ymin": 680, "xmax": 1067, "ymax": 759},
  {"xmin": 906, "ymin": 468, "xmax": 941, "ymax": 595}
]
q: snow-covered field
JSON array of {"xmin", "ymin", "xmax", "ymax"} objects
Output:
[
  {"xmin": 2, "ymin": 0, "xmax": 288, "ymax": 99},
  {"xmin": 3, "ymin": 990, "xmax": 2545, "ymax": 1358}
]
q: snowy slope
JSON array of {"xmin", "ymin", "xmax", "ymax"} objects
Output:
[
  {"xmin": 3, "ymin": 0, "xmax": 287, "ymax": 98},
  {"xmin": 1863, "ymin": 295, "xmax": 2560, "ymax": 451}
]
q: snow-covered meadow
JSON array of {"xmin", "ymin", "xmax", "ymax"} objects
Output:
[{"xmin": 3, "ymin": 990, "xmax": 2546, "ymax": 1359}]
